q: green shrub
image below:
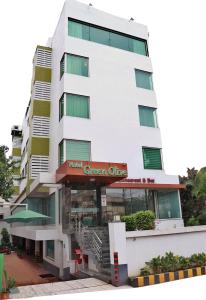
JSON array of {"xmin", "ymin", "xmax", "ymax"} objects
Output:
[
  {"xmin": 140, "ymin": 266, "xmax": 151, "ymax": 276},
  {"xmin": 134, "ymin": 210, "xmax": 155, "ymax": 230},
  {"xmin": 121, "ymin": 215, "xmax": 136, "ymax": 231},
  {"xmin": 140, "ymin": 252, "xmax": 206, "ymax": 275},
  {"xmin": 1, "ymin": 228, "xmax": 11, "ymax": 248},
  {"xmin": 186, "ymin": 217, "xmax": 199, "ymax": 226},
  {"xmin": 197, "ymin": 209, "xmax": 206, "ymax": 225}
]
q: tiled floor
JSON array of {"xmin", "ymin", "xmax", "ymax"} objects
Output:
[
  {"xmin": 9, "ymin": 278, "xmax": 131, "ymax": 298},
  {"xmin": 4, "ymin": 252, "xmax": 58, "ymax": 286}
]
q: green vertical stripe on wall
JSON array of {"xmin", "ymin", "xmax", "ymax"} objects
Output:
[
  {"xmin": 32, "ymin": 100, "xmax": 51, "ymax": 117},
  {"xmin": 31, "ymin": 137, "xmax": 49, "ymax": 155},
  {"xmin": 0, "ymin": 254, "xmax": 4, "ymax": 292},
  {"xmin": 34, "ymin": 66, "xmax": 51, "ymax": 83}
]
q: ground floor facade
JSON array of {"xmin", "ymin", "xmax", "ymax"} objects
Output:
[{"xmin": 10, "ymin": 160, "xmax": 185, "ymax": 285}]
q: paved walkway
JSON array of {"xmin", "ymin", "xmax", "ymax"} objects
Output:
[
  {"xmin": 4, "ymin": 253, "xmax": 58, "ymax": 286},
  {"xmin": 10, "ymin": 278, "xmax": 131, "ymax": 298}
]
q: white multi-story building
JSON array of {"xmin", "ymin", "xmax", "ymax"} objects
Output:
[{"xmin": 10, "ymin": 0, "xmax": 184, "ymax": 285}]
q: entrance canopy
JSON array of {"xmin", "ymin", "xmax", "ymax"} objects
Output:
[{"xmin": 56, "ymin": 160, "xmax": 128, "ymax": 186}]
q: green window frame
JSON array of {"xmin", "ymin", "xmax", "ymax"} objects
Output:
[
  {"xmin": 59, "ymin": 139, "xmax": 91, "ymax": 164},
  {"xmin": 142, "ymin": 147, "xmax": 162, "ymax": 170},
  {"xmin": 68, "ymin": 19, "xmax": 148, "ymax": 56},
  {"xmin": 66, "ymin": 140, "xmax": 91, "ymax": 161},
  {"xmin": 59, "ymin": 140, "xmax": 64, "ymax": 165},
  {"xmin": 135, "ymin": 69, "xmax": 153, "ymax": 90},
  {"xmin": 67, "ymin": 54, "xmax": 88, "ymax": 77},
  {"xmin": 59, "ymin": 93, "xmax": 89, "ymax": 120},
  {"xmin": 139, "ymin": 106, "xmax": 158, "ymax": 128},
  {"xmin": 46, "ymin": 240, "xmax": 55, "ymax": 259},
  {"xmin": 60, "ymin": 56, "xmax": 65, "ymax": 79}
]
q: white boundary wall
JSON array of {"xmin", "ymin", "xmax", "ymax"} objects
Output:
[
  {"xmin": 109, "ymin": 222, "xmax": 206, "ymax": 277},
  {"xmin": 126, "ymin": 225, "xmax": 206, "ymax": 276}
]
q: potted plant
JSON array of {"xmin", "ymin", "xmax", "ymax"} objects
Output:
[{"xmin": 0, "ymin": 270, "xmax": 16, "ymax": 299}]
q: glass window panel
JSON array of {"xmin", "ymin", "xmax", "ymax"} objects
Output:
[
  {"xmin": 46, "ymin": 240, "xmax": 55, "ymax": 259},
  {"xmin": 135, "ymin": 69, "xmax": 153, "ymax": 90},
  {"xmin": 66, "ymin": 94, "xmax": 89, "ymax": 118},
  {"xmin": 66, "ymin": 140, "xmax": 91, "ymax": 161},
  {"xmin": 157, "ymin": 191, "xmax": 181, "ymax": 219},
  {"xmin": 60, "ymin": 56, "xmax": 64, "ymax": 78},
  {"xmin": 90, "ymin": 27, "xmax": 110, "ymax": 45},
  {"xmin": 68, "ymin": 20, "xmax": 89, "ymax": 39},
  {"xmin": 67, "ymin": 54, "xmax": 88, "ymax": 77},
  {"xmin": 71, "ymin": 190, "xmax": 97, "ymax": 227},
  {"xmin": 131, "ymin": 39, "xmax": 147, "ymax": 56},
  {"xmin": 142, "ymin": 147, "xmax": 162, "ymax": 170},
  {"xmin": 59, "ymin": 141, "xmax": 64, "ymax": 165},
  {"xmin": 139, "ymin": 106, "xmax": 158, "ymax": 128},
  {"xmin": 110, "ymin": 32, "xmax": 129, "ymax": 51},
  {"xmin": 59, "ymin": 95, "xmax": 64, "ymax": 120},
  {"xmin": 68, "ymin": 19, "xmax": 148, "ymax": 56}
]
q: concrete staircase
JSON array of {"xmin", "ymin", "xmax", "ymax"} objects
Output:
[{"xmin": 75, "ymin": 227, "xmax": 111, "ymax": 281}]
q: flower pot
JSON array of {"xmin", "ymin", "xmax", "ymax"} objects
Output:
[{"xmin": 0, "ymin": 292, "xmax": 9, "ymax": 299}]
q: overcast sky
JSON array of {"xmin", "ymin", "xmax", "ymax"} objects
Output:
[{"xmin": 0, "ymin": 0, "xmax": 205, "ymax": 176}]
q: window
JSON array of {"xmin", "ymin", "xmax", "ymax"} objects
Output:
[
  {"xmin": 59, "ymin": 140, "xmax": 64, "ymax": 165},
  {"xmin": 59, "ymin": 95, "xmax": 64, "ymax": 120},
  {"xmin": 68, "ymin": 19, "xmax": 148, "ymax": 56},
  {"xmin": 135, "ymin": 69, "xmax": 153, "ymax": 90},
  {"xmin": 60, "ymin": 56, "xmax": 65, "ymax": 78},
  {"xmin": 66, "ymin": 140, "xmax": 91, "ymax": 161},
  {"xmin": 59, "ymin": 94, "xmax": 89, "ymax": 119},
  {"xmin": 46, "ymin": 240, "xmax": 55, "ymax": 259},
  {"xmin": 139, "ymin": 106, "xmax": 158, "ymax": 127},
  {"xmin": 68, "ymin": 20, "xmax": 89, "ymax": 39},
  {"xmin": 67, "ymin": 54, "xmax": 88, "ymax": 77},
  {"xmin": 90, "ymin": 27, "xmax": 110, "ymax": 45},
  {"xmin": 142, "ymin": 147, "xmax": 162, "ymax": 170},
  {"xmin": 157, "ymin": 191, "xmax": 181, "ymax": 219},
  {"xmin": 59, "ymin": 139, "xmax": 91, "ymax": 164}
]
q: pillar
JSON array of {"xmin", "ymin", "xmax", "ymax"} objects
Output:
[{"xmin": 109, "ymin": 222, "xmax": 128, "ymax": 286}]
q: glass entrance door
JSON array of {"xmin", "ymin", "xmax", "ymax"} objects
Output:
[{"xmin": 70, "ymin": 189, "xmax": 98, "ymax": 228}]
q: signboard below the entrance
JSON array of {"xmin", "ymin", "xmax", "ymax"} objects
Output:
[
  {"xmin": 101, "ymin": 195, "xmax": 107, "ymax": 207},
  {"xmin": 120, "ymin": 178, "xmax": 155, "ymax": 183},
  {"xmin": 68, "ymin": 161, "xmax": 128, "ymax": 177}
]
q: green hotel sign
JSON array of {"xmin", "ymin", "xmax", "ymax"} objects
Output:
[{"xmin": 68, "ymin": 161, "xmax": 128, "ymax": 177}]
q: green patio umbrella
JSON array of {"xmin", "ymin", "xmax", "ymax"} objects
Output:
[{"xmin": 3, "ymin": 209, "xmax": 51, "ymax": 223}]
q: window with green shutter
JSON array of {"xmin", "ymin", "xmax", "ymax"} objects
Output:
[
  {"xmin": 142, "ymin": 147, "xmax": 162, "ymax": 170},
  {"xmin": 66, "ymin": 54, "xmax": 88, "ymax": 77},
  {"xmin": 66, "ymin": 94, "xmax": 89, "ymax": 118},
  {"xmin": 66, "ymin": 140, "xmax": 91, "ymax": 161},
  {"xmin": 139, "ymin": 106, "xmax": 158, "ymax": 128},
  {"xmin": 135, "ymin": 69, "xmax": 153, "ymax": 90},
  {"xmin": 59, "ymin": 94, "xmax": 89, "ymax": 120}
]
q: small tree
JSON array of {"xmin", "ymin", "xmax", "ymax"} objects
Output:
[
  {"xmin": 0, "ymin": 145, "xmax": 15, "ymax": 200},
  {"xmin": 1, "ymin": 228, "xmax": 11, "ymax": 247}
]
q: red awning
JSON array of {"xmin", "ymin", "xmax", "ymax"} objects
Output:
[{"xmin": 56, "ymin": 160, "xmax": 128, "ymax": 186}]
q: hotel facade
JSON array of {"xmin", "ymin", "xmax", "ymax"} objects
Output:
[{"xmin": 10, "ymin": 0, "xmax": 184, "ymax": 284}]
